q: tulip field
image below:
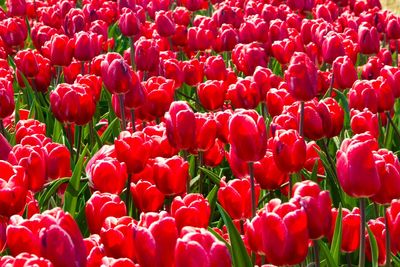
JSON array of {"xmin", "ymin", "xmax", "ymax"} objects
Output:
[{"xmin": 1, "ymin": 0, "xmax": 400, "ymax": 266}]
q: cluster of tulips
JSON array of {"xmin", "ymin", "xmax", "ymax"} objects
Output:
[{"xmin": 0, "ymin": 0, "xmax": 400, "ymax": 266}]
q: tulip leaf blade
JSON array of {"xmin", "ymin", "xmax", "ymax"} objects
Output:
[
  {"xmin": 366, "ymin": 224, "xmax": 379, "ymax": 267},
  {"xmin": 318, "ymin": 239, "xmax": 337, "ymax": 267},
  {"xmin": 330, "ymin": 205, "xmax": 342, "ymax": 265},
  {"xmin": 63, "ymin": 145, "xmax": 88, "ymax": 217},
  {"xmin": 38, "ymin": 177, "xmax": 70, "ymax": 210},
  {"xmin": 208, "ymin": 226, "xmax": 230, "ymax": 248},
  {"xmin": 217, "ymin": 204, "xmax": 252, "ymax": 267},
  {"xmin": 207, "ymin": 185, "xmax": 219, "ymax": 221},
  {"xmin": 199, "ymin": 167, "xmax": 221, "ymax": 185}
]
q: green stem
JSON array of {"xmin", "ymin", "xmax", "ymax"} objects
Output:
[
  {"xmin": 130, "ymin": 109, "xmax": 136, "ymax": 132},
  {"xmin": 0, "ymin": 120, "xmax": 5, "ymax": 137},
  {"xmin": 118, "ymin": 94, "xmax": 126, "ymax": 131},
  {"xmin": 313, "ymin": 240, "xmax": 320, "ymax": 267},
  {"xmin": 81, "ymin": 61, "xmax": 85, "ymax": 75},
  {"xmin": 359, "ymin": 198, "xmax": 366, "ymax": 267},
  {"xmin": 198, "ymin": 151, "xmax": 204, "ymax": 194},
  {"xmin": 385, "ymin": 208, "xmax": 391, "ymax": 267},
  {"xmin": 75, "ymin": 125, "xmax": 82, "ymax": 164},
  {"xmin": 65, "ymin": 123, "xmax": 74, "ymax": 160},
  {"xmin": 125, "ymin": 174, "xmax": 132, "ymax": 216},
  {"xmin": 299, "ymin": 101, "xmax": 305, "ymax": 137},
  {"xmin": 386, "ymin": 111, "xmax": 400, "ymax": 141},
  {"xmin": 130, "ymin": 37, "xmax": 135, "ymax": 71},
  {"xmin": 347, "ymin": 253, "xmax": 352, "ymax": 267},
  {"xmin": 248, "ymin": 161, "xmax": 256, "ymax": 218},
  {"xmin": 89, "ymin": 120, "xmax": 94, "ymax": 149},
  {"xmin": 182, "ymin": 150, "xmax": 190, "ymax": 193}
]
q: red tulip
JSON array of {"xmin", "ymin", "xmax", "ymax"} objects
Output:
[
  {"xmin": 50, "ymin": 83, "xmax": 96, "ymax": 125},
  {"xmin": 332, "ymin": 56, "xmax": 357, "ymax": 90},
  {"xmin": 371, "ymin": 78, "xmax": 395, "ymax": 113},
  {"xmin": 155, "ymin": 10, "xmax": 176, "ymax": 37},
  {"xmin": 272, "ymin": 129, "xmax": 306, "ymax": 173},
  {"xmin": 165, "ymin": 101, "xmax": 196, "ymax": 150},
  {"xmin": 232, "ymin": 42, "xmax": 268, "ymax": 76},
  {"xmin": 187, "ymin": 27, "xmax": 213, "ymax": 51},
  {"xmin": 336, "ymin": 133, "xmax": 380, "ymax": 198},
  {"xmin": 14, "ymin": 49, "xmax": 40, "ymax": 78},
  {"xmin": 135, "ymin": 211, "xmax": 178, "ymax": 267},
  {"xmin": 175, "ymin": 227, "xmax": 231, "ymax": 267},
  {"xmin": 271, "ymin": 38, "xmax": 295, "ymax": 65},
  {"xmin": 0, "ymin": 161, "xmax": 27, "ymax": 217},
  {"xmin": 380, "ymin": 66, "xmax": 400, "ymax": 98},
  {"xmin": 182, "ymin": 58, "xmax": 204, "ymax": 86},
  {"xmin": 7, "ymin": 208, "xmax": 87, "ymax": 267},
  {"xmin": 254, "ymin": 150, "xmax": 288, "ymax": 190},
  {"xmin": 73, "ymin": 31, "xmax": 103, "ymax": 62},
  {"xmin": 204, "ymin": 55, "xmax": 228, "ymax": 81},
  {"xmin": 101, "ymin": 53, "xmax": 135, "ymax": 95},
  {"xmin": 0, "ymin": 18, "xmax": 27, "ymax": 48},
  {"xmin": 42, "ymin": 34, "xmax": 74, "ymax": 66},
  {"xmin": 193, "ymin": 113, "xmax": 217, "ymax": 152},
  {"xmin": 203, "ymin": 139, "xmax": 225, "ymax": 167},
  {"xmin": 365, "ymin": 218, "xmax": 387, "ymax": 266},
  {"xmin": 323, "ymin": 97, "xmax": 344, "ymax": 138},
  {"xmin": 348, "ymin": 80, "xmax": 378, "ymax": 113},
  {"xmin": 285, "ymin": 52, "xmax": 318, "ymax": 101},
  {"xmin": 152, "ymin": 156, "xmax": 188, "ymax": 196},
  {"xmin": 8, "ymin": 144, "xmax": 46, "ymax": 192},
  {"xmin": 15, "ymin": 119, "xmax": 46, "ymax": 144},
  {"xmin": 386, "ymin": 200, "xmax": 400, "ymax": 254},
  {"xmin": 227, "ymin": 78, "xmax": 261, "ymax": 110},
  {"xmin": 322, "ymin": 32, "xmax": 345, "ymax": 64},
  {"xmin": 131, "ymin": 180, "xmax": 165, "ymax": 212},
  {"xmin": 0, "ymin": 79, "xmax": 15, "ymax": 120},
  {"xmin": 100, "ymin": 216, "xmax": 136, "ymax": 261},
  {"xmin": 115, "ymin": 131, "xmax": 152, "ymax": 174},
  {"xmin": 350, "ymin": 108, "xmax": 379, "ymax": 138},
  {"xmin": 329, "ymin": 207, "xmax": 361, "ymax": 253},
  {"xmin": 197, "ymin": 80, "xmax": 227, "ymax": 111},
  {"xmin": 142, "ymin": 76, "xmax": 175, "ymax": 118},
  {"xmin": 361, "ymin": 56, "xmax": 383, "ymax": 80},
  {"xmin": 171, "ymin": 193, "xmax": 210, "ymax": 231},
  {"xmin": 85, "ymin": 191, "xmax": 127, "ymax": 234},
  {"xmin": 135, "ymin": 37, "xmax": 159, "ymax": 72},
  {"xmin": 358, "ymin": 23, "xmax": 380, "ymax": 55},
  {"xmin": 143, "ymin": 123, "xmax": 179, "ymax": 158},
  {"xmin": 0, "ymin": 134, "xmax": 11, "ymax": 161},
  {"xmin": 63, "ymin": 8, "xmax": 86, "ymax": 37},
  {"xmin": 266, "ymin": 88, "xmax": 295, "ymax": 118},
  {"xmin": 228, "ymin": 109, "xmax": 267, "ymax": 162},
  {"xmin": 0, "ymin": 253, "xmax": 53, "ymax": 266},
  {"xmin": 87, "ymin": 157, "xmax": 128, "ymax": 195},
  {"xmin": 370, "ymin": 149, "xmax": 400, "ymax": 204},
  {"xmin": 218, "ymin": 177, "xmax": 260, "ymax": 220},
  {"xmin": 43, "ymin": 142, "xmax": 72, "ymax": 181},
  {"xmin": 386, "ymin": 15, "xmax": 400, "ymax": 40},
  {"xmin": 76, "ymin": 74, "xmax": 103, "ymax": 102},
  {"xmin": 246, "ymin": 199, "xmax": 308, "ymax": 266},
  {"xmin": 118, "ymin": 8, "xmax": 141, "ymax": 37},
  {"xmin": 302, "ymin": 99, "xmax": 332, "ymax": 140},
  {"xmin": 292, "ymin": 180, "xmax": 332, "ymax": 239}
]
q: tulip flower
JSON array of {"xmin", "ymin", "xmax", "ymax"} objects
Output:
[
  {"xmin": 246, "ymin": 199, "xmax": 309, "ymax": 266},
  {"xmin": 165, "ymin": 101, "xmax": 196, "ymax": 151},
  {"xmin": 85, "ymin": 191, "xmax": 127, "ymax": 234},
  {"xmin": 115, "ymin": 131, "xmax": 152, "ymax": 174},
  {"xmin": 197, "ymin": 80, "xmax": 227, "ymax": 111},
  {"xmin": 7, "ymin": 208, "xmax": 87, "ymax": 267},
  {"xmin": 365, "ymin": 218, "xmax": 387, "ymax": 266},
  {"xmin": 0, "ymin": 17, "xmax": 27, "ymax": 48},
  {"xmin": 171, "ymin": 193, "xmax": 211, "ymax": 231},
  {"xmin": 87, "ymin": 157, "xmax": 128, "ymax": 195},
  {"xmin": 0, "ymin": 79, "xmax": 15, "ymax": 122},
  {"xmin": 152, "ymin": 156, "xmax": 188, "ymax": 196},
  {"xmin": 0, "ymin": 161, "xmax": 27, "ymax": 217},
  {"xmin": 329, "ymin": 207, "xmax": 361, "ymax": 253},
  {"xmin": 350, "ymin": 108, "xmax": 379, "ymax": 138},
  {"xmin": 135, "ymin": 37, "xmax": 159, "ymax": 73},
  {"xmin": 130, "ymin": 179, "xmax": 165, "ymax": 213},
  {"xmin": 272, "ymin": 129, "xmax": 306, "ymax": 174},
  {"xmin": 0, "ymin": 253, "xmax": 53, "ymax": 266},
  {"xmin": 332, "ymin": 56, "xmax": 358, "ymax": 90},
  {"xmin": 175, "ymin": 227, "xmax": 231, "ymax": 267},
  {"xmin": 386, "ymin": 200, "xmax": 400, "ymax": 255},
  {"xmin": 348, "ymin": 80, "xmax": 378, "ymax": 113},
  {"xmin": 42, "ymin": 34, "xmax": 74, "ymax": 66},
  {"xmin": 358, "ymin": 23, "xmax": 380, "ymax": 55},
  {"xmin": 227, "ymin": 78, "xmax": 261, "ymax": 110},
  {"xmin": 15, "ymin": 119, "xmax": 46, "ymax": 144}
]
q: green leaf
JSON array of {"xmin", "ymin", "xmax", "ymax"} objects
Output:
[
  {"xmin": 366, "ymin": 224, "xmax": 379, "ymax": 267},
  {"xmin": 207, "ymin": 185, "xmax": 219, "ymax": 220},
  {"xmin": 38, "ymin": 178, "xmax": 70, "ymax": 210},
  {"xmin": 199, "ymin": 167, "xmax": 221, "ymax": 185},
  {"xmin": 208, "ymin": 226, "xmax": 230, "ymax": 248},
  {"xmin": 330, "ymin": 205, "xmax": 343, "ymax": 265},
  {"xmin": 318, "ymin": 239, "xmax": 337, "ymax": 267},
  {"xmin": 217, "ymin": 204, "xmax": 252, "ymax": 267},
  {"xmin": 63, "ymin": 146, "xmax": 88, "ymax": 217}
]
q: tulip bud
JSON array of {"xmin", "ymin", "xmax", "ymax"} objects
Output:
[
  {"xmin": 386, "ymin": 200, "xmax": 400, "ymax": 255},
  {"xmin": 332, "ymin": 56, "xmax": 357, "ymax": 89},
  {"xmin": 358, "ymin": 23, "xmax": 380, "ymax": 55},
  {"xmin": 0, "ymin": 79, "xmax": 15, "ymax": 120},
  {"xmin": 254, "ymin": 150, "xmax": 288, "ymax": 190},
  {"xmin": 350, "ymin": 108, "xmax": 379, "ymax": 138},
  {"xmin": 119, "ymin": 8, "xmax": 141, "ymax": 37},
  {"xmin": 42, "ymin": 34, "xmax": 74, "ymax": 66},
  {"xmin": 101, "ymin": 53, "xmax": 135, "ymax": 95},
  {"xmin": 227, "ymin": 78, "xmax": 261, "ymax": 110},
  {"xmin": 197, "ymin": 80, "xmax": 227, "ymax": 111},
  {"xmin": 329, "ymin": 207, "xmax": 360, "ymax": 253}
]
